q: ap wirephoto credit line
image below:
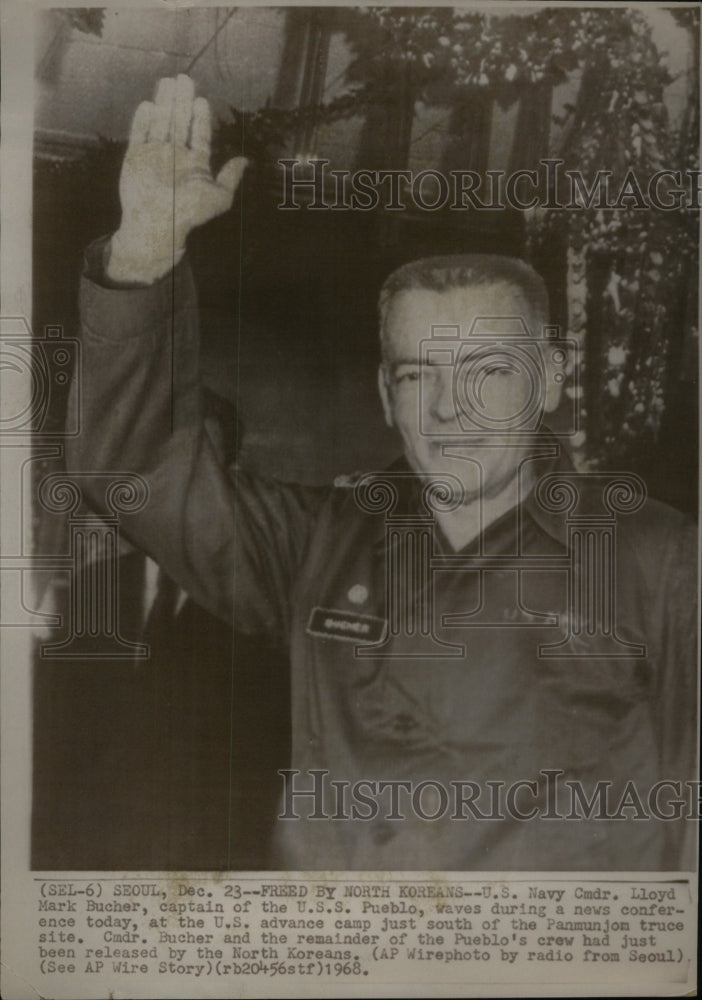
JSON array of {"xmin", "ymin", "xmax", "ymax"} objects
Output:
[{"xmin": 0, "ymin": 2, "xmax": 699, "ymax": 998}]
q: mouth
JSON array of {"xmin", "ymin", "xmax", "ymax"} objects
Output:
[{"xmin": 429, "ymin": 436, "xmax": 489, "ymax": 449}]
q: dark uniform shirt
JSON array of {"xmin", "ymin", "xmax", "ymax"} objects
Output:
[{"xmin": 68, "ymin": 239, "xmax": 698, "ymax": 871}]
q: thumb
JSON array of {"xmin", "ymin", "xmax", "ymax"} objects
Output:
[{"xmin": 216, "ymin": 156, "xmax": 249, "ymax": 194}]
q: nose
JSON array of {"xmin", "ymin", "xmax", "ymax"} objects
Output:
[{"xmin": 428, "ymin": 367, "xmax": 458, "ymax": 424}]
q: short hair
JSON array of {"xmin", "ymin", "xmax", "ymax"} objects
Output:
[{"xmin": 378, "ymin": 254, "xmax": 550, "ymax": 355}]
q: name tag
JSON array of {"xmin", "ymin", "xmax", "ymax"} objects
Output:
[{"xmin": 306, "ymin": 607, "xmax": 386, "ymax": 644}]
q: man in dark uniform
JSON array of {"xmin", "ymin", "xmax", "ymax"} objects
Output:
[{"xmin": 67, "ymin": 75, "xmax": 697, "ymax": 870}]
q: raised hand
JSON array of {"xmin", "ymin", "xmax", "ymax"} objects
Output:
[{"xmin": 108, "ymin": 74, "xmax": 247, "ymax": 284}]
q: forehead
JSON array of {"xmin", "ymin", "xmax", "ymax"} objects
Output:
[{"xmin": 383, "ymin": 283, "xmax": 537, "ymax": 358}]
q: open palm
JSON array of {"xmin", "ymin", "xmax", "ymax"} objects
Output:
[{"xmin": 111, "ymin": 75, "xmax": 246, "ymax": 282}]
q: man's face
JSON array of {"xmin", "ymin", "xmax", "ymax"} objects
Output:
[{"xmin": 378, "ymin": 282, "xmax": 563, "ymax": 504}]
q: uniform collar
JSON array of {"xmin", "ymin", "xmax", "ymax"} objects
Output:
[
  {"xmin": 369, "ymin": 433, "xmax": 574, "ymax": 551},
  {"xmin": 521, "ymin": 440, "xmax": 573, "ymax": 548}
]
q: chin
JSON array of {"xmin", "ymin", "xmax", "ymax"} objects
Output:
[{"xmin": 414, "ymin": 459, "xmax": 481, "ymax": 501}]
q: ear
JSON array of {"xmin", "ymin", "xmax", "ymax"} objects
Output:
[
  {"xmin": 543, "ymin": 344, "xmax": 568, "ymax": 414},
  {"xmin": 377, "ymin": 365, "xmax": 394, "ymax": 427}
]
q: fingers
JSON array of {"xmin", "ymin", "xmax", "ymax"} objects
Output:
[
  {"xmin": 190, "ymin": 97, "xmax": 211, "ymax": 160},
  {"xmin": 130, "ymin": 75, "xmax": 214, "ymax": 158},
  {"xmin": 149, "ymin": 77, "xmax": 176, "ymax": 142},
  {"xmin": 173, "ymin": 74, "xmax": 195, "ymax": 147},
  {"xmin": 128, "ymin": 101, "xmax": 152, "ymax": 148},
  {"xmin": 216, "ymin": 157, "xmax": 249, "ymax": 194}
]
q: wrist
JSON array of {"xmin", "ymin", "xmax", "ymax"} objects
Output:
[{"xmin": 107, "ymin": 228, "xmax": 185, "ymax": 285}]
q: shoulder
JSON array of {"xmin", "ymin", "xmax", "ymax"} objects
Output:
[
  {"xmin": 567, "ymin": 468, "xmax": 694, "ymax": 553},
  {"xmin": 619, "ymin": 493, "xmax": 695, "ymax": 548},
  {"xmin": 617, "ymin": 494, "xmax": 697, "ymax": 597},
  {"xmin": 332, "ymin": 470, "xmax": 367, "ymax": 490},
  {"xmin": 230, "ymin": 466, "xmax": 333, "ymax": 526}
]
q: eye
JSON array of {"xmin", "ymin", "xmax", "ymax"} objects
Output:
[
  {"xmin": 483, "ymin": 362, "xmax": 518, "ymax": 377},
  {"xmin": 392, "ymin": 365, "xmax": 424, "ymax": 385}
]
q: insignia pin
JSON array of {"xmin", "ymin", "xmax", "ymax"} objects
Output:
[{"xmin": 347, "ymin": 584, "xmax": 368, "ymax": 605}]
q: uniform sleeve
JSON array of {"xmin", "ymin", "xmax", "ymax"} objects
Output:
[
  {"xmin": 654, "ymin": 519, "xmax": 698, "ymax": 774},
  {"xmin": 65, "ymin": 237, "xmax": 325, "ymax": 638},
  {"xmin": 652, "ymin": 516, "xmax": 699, "ymax": 867}
]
